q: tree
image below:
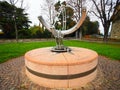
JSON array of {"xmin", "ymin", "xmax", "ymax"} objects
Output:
[
  {"xmin": 90, "ymin": 0, "xmax": 120, "ymax": 42},
  {"xmin": 81, "ymin": 16, "xmax": 99, "ymax": 36},
  {"xmin": 29, "ymin": 25, "xmax": 52, "ymax": 38},
  {"xmin": 29, "ymin": 25, "xmax": 43, "ymax": 38},
  {"xmin": 7, "ymin": 0, "xmax": 27, "ymax": 41},
  {"xmin": 0, "ymin": 1, "xmax": 31, "ymax": 39}
]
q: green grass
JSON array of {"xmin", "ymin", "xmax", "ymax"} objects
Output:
[{"xmin": 0, "ymin": 40, "xmax": 120, "ymax": 63}]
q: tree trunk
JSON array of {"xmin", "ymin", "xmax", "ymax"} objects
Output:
[
  {"xmin": 103, "ymin": 23, "xmax": 110, "ymax": 42},
  {"xmin": 13, "ymin": 15, "xmax": 18, "ymax": 42},
  {"xmin": 103, "ymin": 30, "xmax": 108, "ymax": 42},
  {"xmin": 14, "ymin": 20, "xmax": 18, "ymax": 42}
]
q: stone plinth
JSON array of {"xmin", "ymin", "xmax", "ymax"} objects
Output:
[{"xmin": 25, "ymin": 47, "xmax": 98, "ymax": 89}]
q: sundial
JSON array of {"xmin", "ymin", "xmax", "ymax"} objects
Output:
[
  {"xmin": 38, "ymin": 5, "xmax": 87, "ymax": 52},
  {"xmin": 25, "ymin": 3, "xmax": 98, "ymax": 89}
]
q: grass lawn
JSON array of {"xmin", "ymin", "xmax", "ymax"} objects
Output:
[{"xmin": 0, "ymin": 40, "xmax": 120, "ymax": 63}]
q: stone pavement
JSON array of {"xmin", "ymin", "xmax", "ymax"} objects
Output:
[{"xmin": 0, "ymin": 56, "xmax": 120, "ymax": 90}]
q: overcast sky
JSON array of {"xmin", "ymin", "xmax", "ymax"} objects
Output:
[{"xmin": 24, "ymin": 0, "xmax": 43, "ymax": 25}]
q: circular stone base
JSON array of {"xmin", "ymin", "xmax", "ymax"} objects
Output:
[{"xmin": 25, "ymin": 47, "xmax": 98, "ymax": 89}]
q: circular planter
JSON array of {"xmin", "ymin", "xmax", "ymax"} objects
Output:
[{"xmin": 25, "ymin": 47, "xmax": 98, "ymax": 89}]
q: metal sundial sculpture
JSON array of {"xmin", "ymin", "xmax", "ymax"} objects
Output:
[{"xmin": 38, "ymin": 5, "xmax": 87, "ymax": 52}]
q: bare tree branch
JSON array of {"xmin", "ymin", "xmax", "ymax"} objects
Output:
[
  {"xmin": 92, "ymin": 0, "xmax": 104, "ymax": 25},
  {"xmin": 88, "ymin": 11, "xmax": 101, "ymax": 18},
  {"xmin": 108, "ymin": 0, "xmax": 113, "ymax": 20},
  {"xmin": 9, "ymin": 0, "xmax": 18, "ymax": 5},
  {"xmin": 20, "ymin": 0, "xmax": 23, "ymax": 8},
  {"xmin": 92, "ymin": 0, "xmax": 103, "ymax": 19},
  {"xmin": 14, "ymin": 0, "xmax": 18, "ymax": 5},
  {"xmin": 105, "ymin": 0, "xmax": 109, "ymax": 4}
]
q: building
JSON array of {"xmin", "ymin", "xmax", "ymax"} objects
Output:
[
  {"xmin": 110, "ymin": 20, "xmax": 120, "ymax": 39},
  {"xmin": 110, "ymin": 3, "xmax": 120, "ymax": 39}
]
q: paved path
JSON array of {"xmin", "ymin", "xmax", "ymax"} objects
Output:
[{"xmin": 0, "ymin": 56, "xmax": 120, "ymax": 90}]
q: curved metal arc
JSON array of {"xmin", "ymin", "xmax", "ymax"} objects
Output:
[
  {"xmin": 38, "ymin": 16, "xmax": 52, "ymax": 32},
  {"xmin": 61, "ymin": 9, "xmax": 87, "ymax": 35},
  {"xmin": 38, "ymin": 9, "xmax": 87, "ymax": 36}
]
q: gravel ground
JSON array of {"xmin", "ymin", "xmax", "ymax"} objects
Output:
[{"xmin": 0, "ymin": 56, "xmax": 120, "ymax": 90}]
